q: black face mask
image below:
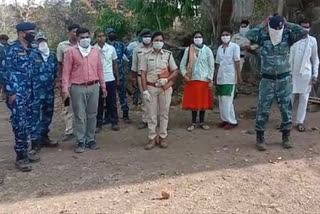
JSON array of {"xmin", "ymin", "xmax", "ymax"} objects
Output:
[
  {"xmin": 108, "ymin": 35, "xmax": 117, "ymax": 41},
  {"xmin": 24, "ymin": 33, "xmax": 35, "ymax": 44}
]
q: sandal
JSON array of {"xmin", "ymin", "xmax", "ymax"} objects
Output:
[
  {"xmin": 187, "ymin": 124, "xmax": 196, "ymax": 132},
  {"xmin": 200, "ymin": 123, "xmax": 210, "ymax": 130},
  {"xmin": 297, "ymin": 123, "xmax": 306, "ymax": 132}
]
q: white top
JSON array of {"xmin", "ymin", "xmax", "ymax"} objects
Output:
[
  {"xmin": 94, "ymin": 43, "xmax": 118, "ymax": 82},
  {"xmin": 290, "ymin": 36, "xmax": 319, "ymax": 94},
  {"xmin": 216, "ymin": 42, "xmax": 241, "ymax": 84}
]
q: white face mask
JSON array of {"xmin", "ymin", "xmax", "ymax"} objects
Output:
[
  {"xmin": 239, "ymin": 26, "xmax": 250, "ymax": 36},
  {"xmin": 153, "ymin": 41, "xmax": 164, "ymax": 50},
  {"xmin": 79, "ymin": 38, "xmax": 91, "ymax": 48},
  {"xmin": 142, "ymin": 37, "xmax": 152, "ymax": 45},
  {"xmin": 268, "ymin": 24, "xmax": 284, "ymax": 46},
  {"xmin": 38, "ymin": 41, "xmax": 49, "ymax": 54},
  {"xmin": 193, "ymin": 38, "xmax": 203, "ymax": 46},
  {"xmin": 303, "ymin": 27, "xmax": 311, "ymax": 33},
  {"xmin": 221, "ymin": 36, "xmax": 231, "ymax": 44}
]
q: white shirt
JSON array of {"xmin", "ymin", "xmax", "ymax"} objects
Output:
[
  {"xmin": 94, "ymin": 43, "xmax": 118, "ymax": 82},
  {"xmin": 216, "ymin": 42, "xmax": 241, "ymax": 84},
  {"xmin": 290, "ymin": 35, "xmax": 319, "ymax": 94}
]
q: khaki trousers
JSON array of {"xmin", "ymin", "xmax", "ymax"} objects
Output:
[
  {"xmin": 70, "ymin": 84, "xmax": 99, "ymax": 144},
  {"xmin": 138, "ymin": 76, "xmax": 148, "ymax": 123},
  {"xmin": 62, "ymin": 104, "xmax": 73, "ymax": 135},
  {"xmin": 146, "ymin": 86, "xmax": 172, "ymax": 140}
]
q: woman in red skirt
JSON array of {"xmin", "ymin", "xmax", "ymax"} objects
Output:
[{"xmin": 180, "ymin": 31, "xmax": 215, "ymax": 131}]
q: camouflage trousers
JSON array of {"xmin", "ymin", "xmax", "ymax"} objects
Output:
[
  {"xmin": 6, "ymin": 94, "xmax": 33, "ymax": 154},
  {"xmin": 31, "ymin": 93, "xmax": 55, "ymax": 140},
  {"xmin": 118, "ymin": 77, "xmax": 129, "ymax": 117},
  {"xmin": 256, "ymin": 76, "xmax": 293, "ymax": 132}
]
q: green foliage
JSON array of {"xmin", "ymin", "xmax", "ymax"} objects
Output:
[
  {"xmin": 96, "ymin": 7, "xmax": 133, "ymax": 39},
  {"xmin": 126, "ymin": 0, "xmax": 200, "ymax": 31}
]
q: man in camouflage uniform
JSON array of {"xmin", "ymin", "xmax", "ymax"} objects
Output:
[
  {"xmin": 106, "ymin": 28, "xmax": 131, "ymax": 123},
  {"xmin": 30, "ymin": 32, "xmax": 59, "ymax": 152},
  {"xmin": 246, "ymin": 15, "xmax": 308, "ymax": 151},
  {"xmin": 1, "ymin": 22, "xmax": 40, "ymax": 172}
]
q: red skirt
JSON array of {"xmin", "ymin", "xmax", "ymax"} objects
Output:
[{"xmin": 182, "ymin": 80, "xmax": 213, "ymax": 110}]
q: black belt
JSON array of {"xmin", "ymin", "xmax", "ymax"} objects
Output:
[
  {"xmin": 138, "ymin": 73, "xmax": 142, "ymax": 77},
  {"xmin": 240, "ymin": 55, "xmax": 245, "ymax": 58},
  {"xmin": 72, "ymin": 80, "xmax": 99, "ymax": 86},
  {"xmin": 262, "ymin": 72, "xmax": 291, "ymax": 80}
]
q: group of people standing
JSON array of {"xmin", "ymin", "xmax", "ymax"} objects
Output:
[{"xmin": 0, "ymin": 13, "xmax": 318, "ymax": 172}]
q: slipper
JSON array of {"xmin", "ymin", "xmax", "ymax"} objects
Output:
[
  {"xmin": 297, "ymin": 123, "xmax": 306, "ymax": 132},
  {"xmin": 187, "ymin": 124, "xmax": 196, "ymax": 132},
  {"xmin": 200, "ymin": 123, "xmax": 210, "ymax": 130}
]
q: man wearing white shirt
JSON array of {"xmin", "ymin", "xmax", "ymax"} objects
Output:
[
  {"xmin": 94, "ymin": 30, "xmax": 120, "ymax": 132},
  {"xmin": 216, "ymin": 28, "xmax": 242, "ymax": 130},
  {"xmin": 290, "ymin": 19, "xmax": 319, "ymax": 132}
]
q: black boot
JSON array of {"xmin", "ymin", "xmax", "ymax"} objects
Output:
[
  {"xmin": 256, "ymin": 131, "xmax": 266, "ymax": 151},
  {"xmin": 282, "ymin": 130, "xmax": 293, "ymax": 149},
  {"xmin": 41, "ymin": 135, "xmax": 59, "ymax": 148},
  {"xmin": 16, "ymin": 153, "xmax": 32, "ymax": 172},
  {"xmin": 123, "ymin": 111, "xmax": 131, "ymax": 124},
  {"xmin": 31, "ymin": 139, "xmax": 42, "ymax": 152}
]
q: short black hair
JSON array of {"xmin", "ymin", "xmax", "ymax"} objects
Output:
[
  {"xmin": 299, "ymin": 19, "xmax": 312, "ymax": 27},
  {"xmin": 68, "ymin": 24, "xmax": 80, "ymax": 32},
  {"xmin": 94, "ymin": 29, "xmax": 105, "ymax": 38},
  {"xmin": 0, "ymin": 34, "xmax": 9, "ymax": 41},
  {"xmin": 192, "ymin": 31, "xmax": 204, "ymax": 38},
  {"xmin": 152, "ymin": 31, "xmax": 164, "ymax": 41},
  {"xmin": 221, "ymin": 27, "xmax": 233, "ymax": 35},
  {"xmin": 241, "ymin": 20, "xmax": 250, "ymax": 26},
  {"xmin": 76, "ymin": 27, "xmax": 90, "ymax": 37}
]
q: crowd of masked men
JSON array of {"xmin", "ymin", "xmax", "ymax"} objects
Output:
[{"xmin": 0, "ymin": 13, "xmax": 318, "ymax": 172}]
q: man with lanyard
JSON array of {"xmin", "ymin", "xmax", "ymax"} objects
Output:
[
  {"xmin": 290, "ymin": 19, "xmax": 319, "ymax": 132},
  {"xmin": 56, "ymin": 24, "xmax": 80, "ymax": 142},
  {"xmin": 131, "ymin": 29, "xmax": 153, "ymax": 129},
  {"xmin": 246, "ymin": 15, "xmax": 308, "ymax": 151},
  {"xmin": 1, "ymin": 22, "xmax": 39, "ymax": 172},
  {"xmin": 106, "ymin": 28, "xmax": 131, "ymax": 124},
  {"xmin": 30, "ymin": 32, "xmax": 59, "ymax": 153}
]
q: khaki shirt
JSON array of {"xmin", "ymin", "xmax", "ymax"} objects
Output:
[
  {"xmin": 231, "ymin": 33, "xmax": 250, "ymax": 56},
  {"xmin": 140, "ymin": 49, "xmax": 178, "ymax": 83},
  {"xmin": 56, "ymin": 40, "xmax": 76, "ymax": 63},
  {"xmin": 131, "ymin": 43, "xmax": 153, "ymax": 73}
]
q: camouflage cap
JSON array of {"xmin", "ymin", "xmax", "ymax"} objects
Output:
[{"xmin": 35, "ymin": 32, "xmax": 48, "ymax": 41}]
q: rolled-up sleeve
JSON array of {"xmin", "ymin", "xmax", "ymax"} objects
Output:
[
  {"xmin": 233, "ymin": 44, "xmax": 241, "ymax": 62},
  {"xmin": 246, "ymin": 25, "xmax": 263, "ymax": 44}
]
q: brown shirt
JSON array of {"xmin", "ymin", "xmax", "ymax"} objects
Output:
[{"xmin": 140, "ymin": 49, "xmax": 178, "ymax": 83}]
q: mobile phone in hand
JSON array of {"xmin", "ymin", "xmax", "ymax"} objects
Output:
[{"xmin": 64, "ymin": 97, "xmax": 70, "ymax": 107}]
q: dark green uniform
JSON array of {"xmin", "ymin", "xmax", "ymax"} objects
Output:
[{"xmin": 246, "ymin": 23, "xmax": 307, "ymax": 132}]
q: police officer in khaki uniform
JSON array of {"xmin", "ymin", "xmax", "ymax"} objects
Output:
[
  {"xmin": 140, "ymin": 31, "xmax": 179, "ymax": 150},
  {"xmin": 131, "ymin": 29, "xmax": 153, "ymax": 129}
]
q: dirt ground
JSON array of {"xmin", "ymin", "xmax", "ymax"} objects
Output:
[{"xmin": 0, "ymin": 95, "xmax": 320, "ymax": 214}]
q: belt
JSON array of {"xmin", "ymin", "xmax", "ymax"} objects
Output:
[
  {"xmin": 72, "ymin": 80, "xmax": 99, "ymax": 86},
  {"xmin": 240, "ymin": 54, "xmax": 245, "ymax": 58},
  {"xmin": 138, "ymin": 73, "xmax": 142, "ymax": 77},
  {"xmin": 147, "ymin": 82, "xmax": 157, "ymax": 87},
  {"xmin": 262, "ymin": 72, "xmax": 291, "ymax": 80}
]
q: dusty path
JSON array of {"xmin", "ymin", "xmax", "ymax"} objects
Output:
[{"xmin": 0, "ymin": 95, "xmax": 319, "ymax": 214}]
